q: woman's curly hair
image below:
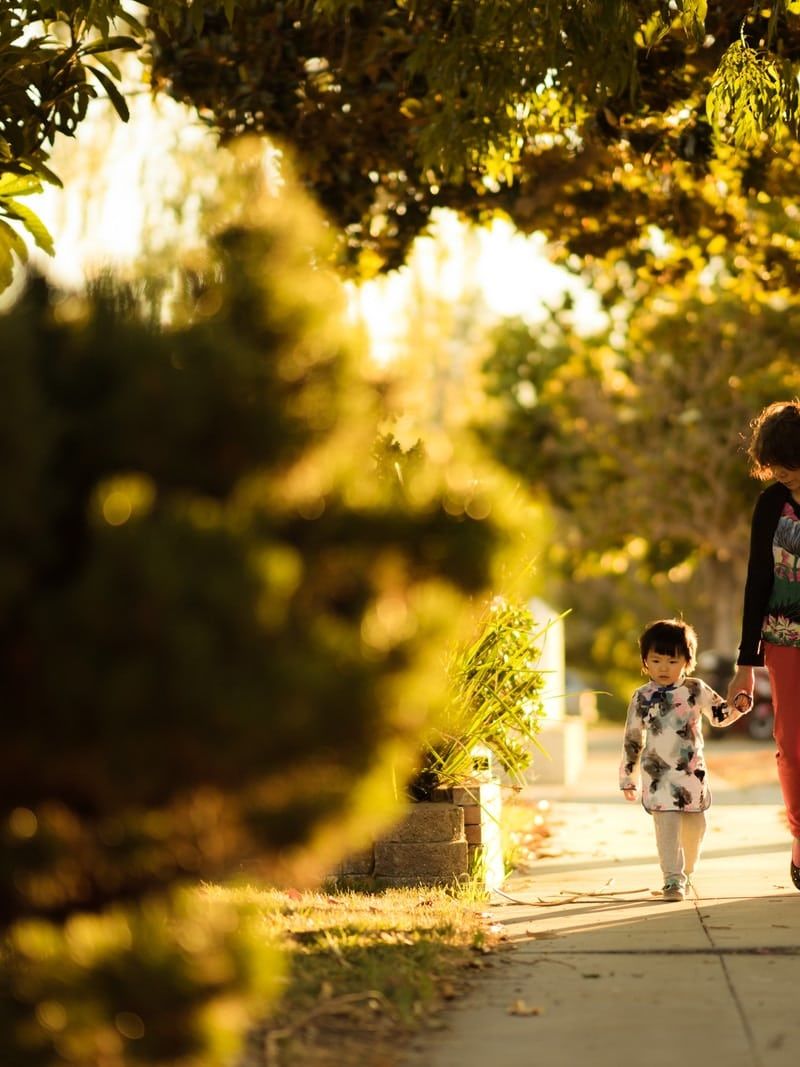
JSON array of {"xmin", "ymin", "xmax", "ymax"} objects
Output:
[{"xmin": 747, "ymin": 400, "xmax": 800, "ymax": 480}]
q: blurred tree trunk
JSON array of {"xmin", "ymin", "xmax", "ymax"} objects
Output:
[{"xmin": 707, "ymin": 555, "xmax": 746, "ymax": 660}]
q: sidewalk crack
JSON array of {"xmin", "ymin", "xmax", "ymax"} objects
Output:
[{"xmin": 695, "ymin": 898, "xmax": 765, "ymax": 1067}]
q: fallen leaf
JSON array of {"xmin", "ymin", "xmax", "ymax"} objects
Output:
[{"xmin": 508, "ymin": 999, "xmax": 542, "ymax": 1016}]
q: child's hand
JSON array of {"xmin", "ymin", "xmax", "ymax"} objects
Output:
[
  {"xmin": 622, "ymin": 786, "xmax": 638, "ymax": 802},
  {"xmin": 732, "ymin": 691, "xmax": 753, "ymax": 713}
]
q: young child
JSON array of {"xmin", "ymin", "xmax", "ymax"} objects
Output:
[{"xmin": 619, "ymin": 618, "xmax": 751, "ymax": 902}]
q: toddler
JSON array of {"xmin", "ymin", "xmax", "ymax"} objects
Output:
[{"xmin": 619, "ymin": 619, "xmax": 751, "ymax": 901}]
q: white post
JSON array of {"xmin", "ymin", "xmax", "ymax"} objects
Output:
[{"xmin": 527, "ymin": 599, "xmax": 586, "ymax": 785}]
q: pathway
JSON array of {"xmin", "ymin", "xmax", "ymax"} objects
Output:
[{"xmin": 403, "ymin": 726, "xmax": 797, "ymax": 1067}]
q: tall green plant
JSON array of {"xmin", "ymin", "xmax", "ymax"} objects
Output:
[{"xmin": 411, "ymin": 600, "xmax": 547, "ymax": 797}]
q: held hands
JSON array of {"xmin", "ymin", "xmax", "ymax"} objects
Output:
[
  {"xmin": 726, "ymin": 666, "xmax": 754, "ymax": 711},
  {"xmin": 622, "ymin": 786, "xmax": 638, "ymax": 802},
  {"xmin": 732, "ymin": 691, "xmax": 753, "ymax": 713}
]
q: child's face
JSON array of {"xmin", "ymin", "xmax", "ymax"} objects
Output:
[{"xmin": 643, "ymin": 650, "xmax": 688, "ymax": 687}]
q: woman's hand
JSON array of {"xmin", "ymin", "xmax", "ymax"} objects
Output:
[
  {"xmin": 622, "ymin": 786, "xmax": 638, "ymax": 802},
  {"xmin": 726, "ymin": 665, "xmax": 754, "ymax": 708}
]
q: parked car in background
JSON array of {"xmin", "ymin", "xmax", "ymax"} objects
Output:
[{"xmin": 696, "ymin": 650, "xmax": 774, "ymax": 741}]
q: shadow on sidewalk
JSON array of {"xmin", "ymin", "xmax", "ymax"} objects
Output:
[
  {"xmin": 404, "ymin": 888, "xmax": 800, "ymax": 1067},
  {"xmin": 498, "ymin": 888, "xmax": 800, "ymax": 941},
  {"xmin": 511, "ymin": 839, "xmax": 789, "ymax": 877}
]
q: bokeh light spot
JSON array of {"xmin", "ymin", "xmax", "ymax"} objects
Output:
[
  {"xmin": 115, "ymin": 1012, "xmax": 145, "ymax": 1040},
  {"xmin": 36, "ymin": 1001, "xmax": 67, "ymax": 1032},
  {"xmin": 9, "ymin": 807, "xmax": 38, "ymax": 838},
  {"xmin": 102, "ymin": 491, "xmax": 133, "ymax": 526}
]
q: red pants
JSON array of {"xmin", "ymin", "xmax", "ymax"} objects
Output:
[{"xmin": 764, "ymin": 643, "xmax": 800, "ymax": 838}]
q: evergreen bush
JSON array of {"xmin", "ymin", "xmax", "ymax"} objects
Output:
[{"xmin": 0, "ymin": 150, "xmax": 501, "ymax": 1065}]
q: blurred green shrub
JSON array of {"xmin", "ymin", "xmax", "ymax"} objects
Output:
[{"xmin": 0, "ymin": 146, "xmax": 503, "ymax": 1064}]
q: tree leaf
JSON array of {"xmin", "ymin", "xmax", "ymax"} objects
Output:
[
  {"xmin": 0, "ymin": 173, "xmax": 42, "ymax": 198},
  {"xmin": 30, "ymin": 161, "xmax": 63, "ymax": 188},
  {"xmin": 89, "ymin": 53, "xmax": 123, "ymax": 81},
  {"xmin": 116, "ymin": 9, "xmax": 146, "ymax": 34},
  {"xmin": 1, "ymin": 199, "xmax": 55, "ymax": 256},
  {"xmin": 0, "ymin": 217, "xmax": 29, "ymax": 263},
  {"xmin": 86, "ymin": 65, "xmax": 130, "ymax": 122},
  {"xmin": 190, "ymin": 2, "xmax": 205, "ymax": 32},
  {"xmin": 82, "ymin": 36, "xmax": 141, "ymax": 56},
  {"xmin": 0, "ymin": 218, "xmax": 27, "ymax": 289}
]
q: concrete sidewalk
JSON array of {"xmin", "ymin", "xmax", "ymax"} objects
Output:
[{"xmin": 403, "ymin": 727, "xmax": 799, "ymax": 1067}]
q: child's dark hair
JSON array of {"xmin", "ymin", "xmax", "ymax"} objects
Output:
[
  {"xmin": 639, "ymin": 618, "xmax": 697, "ymax": 672},
  {"xmin": 747, "ymin": 399, "xmax": 800, "ymax": 480}
]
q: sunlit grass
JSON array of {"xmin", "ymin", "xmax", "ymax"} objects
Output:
[{"xmin": 206, "ymin": 884, "xmax": 497, "ymax": 1067}]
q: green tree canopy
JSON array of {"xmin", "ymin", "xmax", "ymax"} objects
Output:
[
  {"xmin": 480, "ymin": 257, "xmax": 800, "ymax": 688},
  {"xmin": 0, "ymin": 2, "xmax": 241, "ymax": 283},
  {"xmin": 5, "ymin": 2, "xmax": 800, "ymax": 283},
  {"xmin": 149, "ymin": 0, "xmax": 800, "ymax": 276}
]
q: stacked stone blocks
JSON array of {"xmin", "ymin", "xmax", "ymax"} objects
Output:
[{"xmin": 336, "ymin": 777, "xmax": 504, "ymax": 890}]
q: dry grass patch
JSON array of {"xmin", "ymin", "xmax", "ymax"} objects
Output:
[{"xmin": 209, "ymin": 884, "xmax": 500, "ymax": 1067}]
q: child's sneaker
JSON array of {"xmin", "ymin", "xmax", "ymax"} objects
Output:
[{"xmin": 662, "ymin": 882, "xmax": 684, "ymax": 902}]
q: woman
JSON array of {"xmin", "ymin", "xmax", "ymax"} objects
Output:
[{"xmin": 727, "ymin": 400, "xmax": 800, "ymax": 890}]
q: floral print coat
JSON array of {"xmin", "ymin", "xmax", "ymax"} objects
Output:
[
  {"xmin": 762, "ymin": 500, "xmax": 800, "ymax": 647},
  {"xmin": 619, "ymin": 678, "xmax": 745, "ymax": 813}
]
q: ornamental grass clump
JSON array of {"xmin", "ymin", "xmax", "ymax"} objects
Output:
[{"xmin": 411, "ymin": 599, "xmax": 547, "ymax": 798}]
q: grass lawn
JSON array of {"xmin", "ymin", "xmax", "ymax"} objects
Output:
[
  {"xmin": 210, "ymin": 883, "xmax": 503, "ymax": 1067},
  {"xmin": 203, "ymin": 794, "xmax": 556, "ymax": 1065}
]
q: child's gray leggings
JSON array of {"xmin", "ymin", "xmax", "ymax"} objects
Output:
[{"xmin": 652, "ymin": 810, "xmax": 706, "ymax": 888}]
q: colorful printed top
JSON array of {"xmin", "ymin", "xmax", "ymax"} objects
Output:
[
  {"xmin": 738, "ymin": 484, "xmax": 800, "ymax": 665},
  {"xmin": 619, "ymin": 678, "xmax": 745, "ymax": 813}
]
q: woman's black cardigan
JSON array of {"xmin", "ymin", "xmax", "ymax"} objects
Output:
[{"xmin": 738, "ymin": 482, "xmax": 794, "ymax": 666}]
